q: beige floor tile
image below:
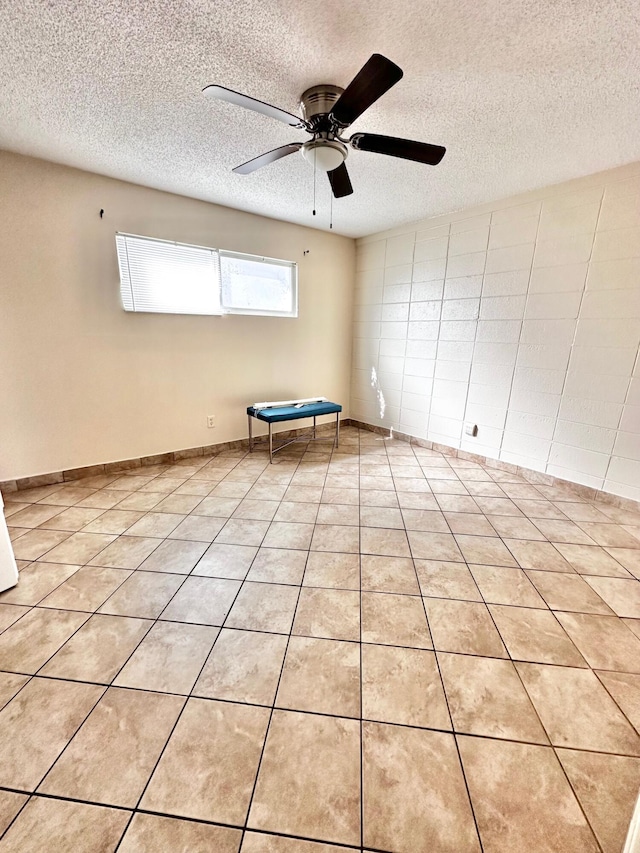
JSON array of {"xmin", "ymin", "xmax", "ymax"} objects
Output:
[
  {"xmin": 557, "ymin": 749, "xmax": 640, "ymax": 853},
  {"xmin": 553, "ymin": 542, "xmax": 632, "ymax": 577},
  {"xmin": 214, "ymin": 518, "xmax": 270, "ymax": 546},
  {"xmin": 241, "ymin": 832, "xmax": 351, "ymax": 852},
  {"xmin": 596, "ymin": 670, "xmax": 640, "ymax": 731},
  {"xmin": 360, "ymin": 554, "xmax": 419, "ymax": 594},
  {"xmin": 526, "ymin": 570, "xmax": 613, "ymax": 614},
  {"xmin": 455, "ymin": 534, "xmax": 518, "ymax": 567},
  {"xmin": 0, "ymin": 607, "xmax": 89, "ymax": 673},
  {"xmin": 444, "ymin": 512, "xmax": 497, "ymax": 536},
  {"xmin": 141, "ymin": 698, "xmax": 269, "ymax": 824},
  {"xmin": 38, "ymin": 506, "xmax": 106, "ymax": 531},
  {"xmin": 277, "ymin": 636, "xmax": 360, "ymax": 717},
  {"xmin": 558, "ymin": 502, "xmax": 612, "ymax": 522},
  {"xmin": 317, "ymin": 504, "xmax": 360, "ymax": 526},
  {"xmin": 516, "ymin": 663, "xmax": 640, "ymax": 754},
  {"xmin": 246, "ymin": 483, "xmax": 287, "ymax": 501},
  {"xmin": 193, "ymin": 495, "xmax": 241, "ymax": 517},
  {"xmin": 397, "ymin": 491, "xmax": 440, "ymax": 510},
  {"xmin": 262, "ymin": 521, "xmax": 314, "ymax": 550},
  {"xmin": 232, "ymin": 498, "xmax": 279, "ymax": 521},
  {"xmin": 152, "ymin": 493, "xmax": 205, "ymax": 514},
  {"xmin": 137, "ymin": 538, "xmax": 208, "ymax": 574},
  {"xmin": 225, "ymin": 581, "xmax": 299, "ymax": 633},
  {"xmin": 554, "ymin": 611, "xmax": 640, "ymax": 672},
  {"xmin": 469, "ymin": 563, "xmax": 547, "ymax": 607},
  {"xmin": 489, "ymin": 604, "xmax": 587, "ymax": 666},
  {"xmin": 303, "ymin": 552, "xmax": 360, "ymax": 590},
  {"xmin": 407, "ymin": 531, "xmax": 464, "ymax": 561},
  {"xmin": 362, "ymin": 644, "xmax": 449, "ymax": 729},
  {"xmin": 7, "ymin": 504, "xmax": 64, "ymax": 528},
  {"xmin": 114, "ymin": 491, "xmax": 163, "ymax": 511},
  {"xmin": 0, "ymin": 677, "xmax": 104, "ymax": 790},
  {"xmin": 459, "ymin": 736, "xmax": 599, "ymax": 853},
  {"xmin": 249, "ymin": 710, "xmax": 360, "ymax": 846},
  {"xmin": 486, "ymin": 514, "xmax": 546, "ymax": 540},
  {"xmin": 0, "ymin": 672, "xmax": 29, "ymax": 711},
  {"xmin": 363, "ymin": 722, "xmax": 480, "ymax": 853},
  {"xmin": 119, "ymin": 813, "xmax": 241, "ymax": 853},
  {"xmin": 192, "ymin": 542, "xmax": 257, "ymax": 579},
  {"xmin": 359, "ymin": 506, "xmax": 404, "ymax": 529},
  {"xmin": 360, "ymin": 489, "xmax": 399, "ymax": 507},
  {"xmin": 0, "ymin": 604, "xmax": 30, "ymax": 634},
  {"xmin": 401, "ymin": 508, "xmax": 449, "ymax": 532},
  {"xmin": 474, "ymin": 496, "xmax": 522, "ymax": 515},
  {"xmin": 246, "ymin": 547, "xmax": 307, "ymax": 584},
  {"xmin": 578, "ymin": 522, "xmax": 640, "ymax": 548},
  {"xmin": 0, "ymin": 790, "xmax": 27, "ymax": 835},
  {"xmin": 123, "ymin": 511, "xmax": 185, "ymax": 538},
  {"xmin": 213, "ymin": 481, "xmax": 253, "ymax": 499},
  {"xmin": 39, "ymin": 565, "xmax": 130, "ymax": 611},
  {"xmin": 0, "ymin": 796, "xmax": 130, "ymax": 853},
  {"xmin": 606, "ymin": 547, "xmax": 640, "ymax": 578},
  {"xmin": 40, "ymin": 531, "xmax": 117, "ymax": 565},
  {"xmin": 166, "ymin": 515, "xmax": 225, "ymax": 542},
  {"xmin": 98, "ymin": 570, "xmax": 183, "ymax": 618},
  {"xmin": 583, "ymin": 575, "xmax": 640, "ymax": 617},
  {"xmin": 161, "ymin": 576, "xmax": 240, "ymax": 625},
  {"xmin": 0, "ymin": 561, "xmax": 79, "ymax": 605},
  {"xmin": 311, "ymin": 524, "xmax": 360, "ymax": 553},
  {"xmin": 434, "ymin": 494, "xmax": 480, "ymax": 513},
  {"xmin": 12, "ymin": 529, "xmax": 71, "ymax": 561},
  {"xmin": 81, "ymin": 509, "xmax": 145, "ymax": 534},
  {"xmin": 439, "ymin": 652, "xmax": 548, "ymax": 743},
  {"xmin": 89, "ymin": 535, "xmax": 162, "ymax": 569},
  {"xmin": 115, "ymin": 621, "xmax": 218, "ymax": 693},
  {"xmin": 424, "ymin": 598, "xmax": 507, "ymax": 657},
  {"xmin": 284, "ymin": 485, "xmax": 323, "ymax": 503},
  {"xmin": 40, "ymin": 614, "xmax": 151, "ymax": 683},
  {"xmin": 274, "ymin": 501, "xmax": 320, "ymax": 523},
  {"xmin": 533, "ymin": 518, "xmax": 596, "ymax": 545},
  {"xmin": 39, "ymin": 687, "xmax": 184, "ymax": 806},
  {"xmin": 504, "ymin": 538, "xmax": 574, "ymax": 571},
  {"xmin": 361, "ymin": 590, "xmax": 432, "ymax": 648},
  {"xmin": 38, "ymin": 487, "xmax": 98, "ymax": 507},
  {"xmin": 194, "ymin": 628, "xmax": 287, "ymax": 704},
  {"xmin": 293, "ymin": 587, "xmax": 359, "ymax": 641},
  {"xmin": 415, "ymin": 559, "xmax": 482, "ymax": 601}
]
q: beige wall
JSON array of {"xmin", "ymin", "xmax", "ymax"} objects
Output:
[
  {"xmin": 0, "ymin": 151, "xmax": 355, "ymax": 480},
  {"xmin": 352, "ymin": 161, "xmax": 640, "ymax": 500}
]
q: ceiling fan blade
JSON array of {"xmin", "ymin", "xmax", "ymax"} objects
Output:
[
  {"xmin": 330, "ymin": 54, "xmax": 403, "ymax": 127},
  {"xmin": 203, "ymin": 85, "xmax": 307, "ymax": 129},
  {"xmin": 351, "ymin": 133, "xmax": 446, "ymax": 165},
  {"xmin": 233, "ymin": 143, "xmax": 303, "ymax": 175},
  {"xmin": 327, "ymin": 163, "xmax": 353, "ymax": 198}
]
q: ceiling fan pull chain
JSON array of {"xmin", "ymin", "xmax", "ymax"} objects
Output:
[
  {"xmin": 330, "ymin": 184, "xmax": 333, "ymax": 230},
  {"xmin": 312, "ymin": 148, "xmax": 317, "ymax": 216}
]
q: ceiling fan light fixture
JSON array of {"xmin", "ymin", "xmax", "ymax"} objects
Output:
[{"xmin": 301, "ymin": 139, "xmax": 347, "ymax": 172}]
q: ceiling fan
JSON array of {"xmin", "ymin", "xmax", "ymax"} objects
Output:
[{"xmin": 203, "ymin": 54, "xmax": 446, "ymax": 198}]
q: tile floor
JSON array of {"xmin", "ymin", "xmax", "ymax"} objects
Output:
[{"xmin": 1, "ymin": 427, "xmax": 640, "ymax": 852}]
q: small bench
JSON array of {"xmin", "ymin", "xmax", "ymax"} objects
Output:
[{"xmin": 247, "ymin": 401, "xmax": 342, "ymax": 462}]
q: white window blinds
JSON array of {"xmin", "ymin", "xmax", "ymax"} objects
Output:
[
  {"xmin": 116, "ymin": 233, "xmax": 221, "ymax": 315},
  {"xmin": 115, "ymin": 233, "xmax": 297, "ymax": 318}
]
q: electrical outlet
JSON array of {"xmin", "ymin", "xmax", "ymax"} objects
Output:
[{"xmin": 207, "ymin": 415, "xmax": 216, "ymax": 429}]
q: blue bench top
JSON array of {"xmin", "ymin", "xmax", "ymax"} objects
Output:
[{"xmin": 247, "ymin": 401, "xmax": 342, "ymax": 423}]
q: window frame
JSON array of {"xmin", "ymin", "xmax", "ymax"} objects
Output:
[{"xmin": 115, "ymin": 232, "xmax": 298, "ymax": 319}]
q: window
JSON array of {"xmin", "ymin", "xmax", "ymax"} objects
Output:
[{"xmin": 115, "ymin": 233, "xmax": 297, "ymax": 318}]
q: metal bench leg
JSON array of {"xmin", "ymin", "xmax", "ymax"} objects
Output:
[
  {"xmin": 335, "ymin": 412, "xmax": 340, "ymax": 448},
  {"xmin": 248, "ymin": 415, "xmax": 253, "ymax": 452},
  {"xmin": 269, "ymin": 422, "xmax": 273, "ymax": 464}
]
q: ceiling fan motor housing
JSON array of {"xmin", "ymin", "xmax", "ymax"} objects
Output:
[{"xmin": 300, "ymin": 85, "xmax": 344, "ymax": 129}]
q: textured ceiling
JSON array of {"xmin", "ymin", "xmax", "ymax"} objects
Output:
[{"xmin": 1, "ymin": 1, "xmax": 640, "ymax": 237}]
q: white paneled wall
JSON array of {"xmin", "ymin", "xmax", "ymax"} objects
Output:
[{"xmin": 352, "ymin": 163, "xmax": 640, "ymax": 500}]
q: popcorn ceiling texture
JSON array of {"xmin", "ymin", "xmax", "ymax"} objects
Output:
[{"xmin": 1, "ymin": 0, "xmax": 640, "ymax": 237}]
